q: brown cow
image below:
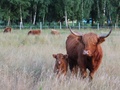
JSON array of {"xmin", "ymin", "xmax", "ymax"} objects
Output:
[
  {"xmin": 4, "ymin": 27, "xmax": 11, "ymax": 33},
  {"xmin": 28, "ymin": 30, "xmax": 41, "ymax": 35},
  {"xmin": 51, "ymin": 29, "xmax": 60, "ymax": 35},
  {"xmin": 66, "ymin": 27, "xmax": 112, "ymax": 80},
  {"xmin": 53, "ymin": 53, "xmax": 68, "ymax": 77}
]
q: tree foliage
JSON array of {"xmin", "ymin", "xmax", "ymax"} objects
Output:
[{"xmin": 0, "ymin": 0, "xmax": 119, "ymax": 26}]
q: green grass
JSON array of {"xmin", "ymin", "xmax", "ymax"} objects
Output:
[{"xmin": 0, "ymin": 28, "xmax": 120, "ymax": 90}]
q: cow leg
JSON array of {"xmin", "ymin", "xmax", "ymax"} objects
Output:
[
  {"xmin": 72, "ymin": 65, "xmax": 78, "ymax": 76},
  {"xmin": 80, "ymin": 68, "xmax": 87, "ymax": 78},
  {"xmin": 89, "ymin": 59, "xmax": 102, "ymax": 80},
  {"xmin": 89, "ymin": 72, "xmax": 94, "ymax": 80},
  {"xmin": 69, "ymin": 64, "xmax": 78, "ymax": 76},
  {"xmin": 89, "ymin": 66, "xmax": 99, "ymax": 80}
]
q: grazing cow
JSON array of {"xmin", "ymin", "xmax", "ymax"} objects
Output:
[
  {"xmin": 28, "ymin": 30, "xmax": 41, "ymax": 35},
  {"xmin": 51, "ymin": 29, "xmax": 60, "ymax": 35},
  {"xmin": 4, "ymin": 27, "xmax": 11, "ymax": 33},
  {"xmin": 66, "ymin": 27, "xmax": 112, "ymax": 80},
  {"xmin": 53, "ymin": 53, "xmax": 68, "ymax": 77}
]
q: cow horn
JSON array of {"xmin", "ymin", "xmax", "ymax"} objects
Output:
[
  {"xmin": 68, "ymin": 25, "xmax": 82, "ymax": 36},
  {"xmin": 99, "ymin": 28, "xmax": 112, "ymax": 38}
]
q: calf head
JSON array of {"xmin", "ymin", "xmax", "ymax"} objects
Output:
[
  {"xmin": 53, "ymin": 53, "xmax": 68, "ymax": 75},
  {"xmin": 68, "ymin": 26, "xmax": 112, "ymax": 57}
]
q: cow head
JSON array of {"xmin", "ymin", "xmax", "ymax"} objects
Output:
[
  {"xmin": 53, "ymin": 53, "xmax": 68, "ymax": 74},
  {"xmin": 68, "ymin": 26, "xmax": 112, "ymax": 57}
]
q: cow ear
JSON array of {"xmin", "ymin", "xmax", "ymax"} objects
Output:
[
  {"xmin": 64, "ymin": 54, "xmax": 68, "ymax": 62},
  {"xmin": 98, "ymin": 37, "xmax": 105, "ymax": 44},
  {"xmin": 64, "ymin": 54, "xmax": 68, "ymax": 59},
  {"xmin": 53, "ymin": 54, "xmax": 57, "ymax": 59}
]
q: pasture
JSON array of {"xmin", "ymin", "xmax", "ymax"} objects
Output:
[{"xmin": 0, "ymin": 28, "xmax": 120, "ymax": 90}]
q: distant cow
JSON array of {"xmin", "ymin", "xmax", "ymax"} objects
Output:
[
  {"xmin": 51, "ymin": 29, "xmax": 60, "ymax": 35},
  {"xmin": 66, "ymin": 26, "xmax": 112, "ymax": 80},
  {"xmin": 28, "ymin": 30, "xmax": 41, "ymax": 35},
  {"xmin": 4, "ymin": 27, "xmax": 11, "ymax": 33},
  {"xmin": 53, "ymin": 53, "xmax": 68, "ymax": 77}
]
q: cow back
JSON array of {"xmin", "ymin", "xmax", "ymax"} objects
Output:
[
  {"xmin": 66, "ymin": 34, "xmax": 84, "ymax": 59},
  {"xmin": 28, "ymin": 30, "xmax": 41, "ymax": 35},
  {"xmin": 51, "ymin": 30, "xmax": 60, "ymax": 35},
  {"xmin": 4, "ymin": 27, "xmax": 11, "ymax": 33}
]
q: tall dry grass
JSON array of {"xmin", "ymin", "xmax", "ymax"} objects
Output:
[{"xmin": 0, "ymin": 29, "xmax": 120, "ymax": 90}]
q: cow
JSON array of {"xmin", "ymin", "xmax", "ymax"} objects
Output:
[
  {"xmin": 28, "ymin": 30, "xmax": 41, "ymax": 35},
  {"xmin": 53, "ymin": 53, "xmax": 68, "ymax": 77},
  {"xmin": 51, "ymin": 29, "xmax": 60, "ymax": 35},
  {"xmin": 3, "ymin": 27, "xmax": 11, "ymax": 33},
  {"xmin": 66, "ymin": 26, "xmax": 112, "ymax": 80}
]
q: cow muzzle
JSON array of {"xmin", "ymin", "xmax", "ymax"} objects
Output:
[{"xmin": 83, "ymin": 50, "xmax": 91, "ymax": 56}]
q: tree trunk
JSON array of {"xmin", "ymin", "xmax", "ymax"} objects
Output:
[
  {"xmin": 33, "ymin": 11, "xmax": 37, "ymax": 25},
  {"xmin": 116, "ymin": 14, "xmax": 119, "ymax": 27},
  {"xmin": 42, "ymin": 15, "xmax": 45, "ymax": 25},
  {"xmin": 20, "ymin": 5, "xmax": 23, "ymax": 30},
  {"xmin": 7, "ymin": 10, "xmax": 11, "ymax": 26},
  {"xmin": 97, "ymin": 0, "xmax": 100, "ymax": 20},
  {"xmin": 65, "ymin": 10, "xmax": 68, "ymax": 27},
  {"xmin": 7, "ymin": 16, "xmax": 10, "ymax": 26},
  {"xmin": 81, "ymin": 0, "xmax": 84, "ymax": 21},
  {"xmin": 33, "ymin": 6, "xmax": 37, "ymax": 25}
]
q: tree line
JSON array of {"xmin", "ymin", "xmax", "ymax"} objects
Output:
[{"xmin": 0, "ymin": 0, "xmax": 120, "ymax": 27}]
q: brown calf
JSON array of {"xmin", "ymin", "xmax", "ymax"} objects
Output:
[{"xmin": 53, "ymin": 53, "xmax": 68, "ymax": 77}]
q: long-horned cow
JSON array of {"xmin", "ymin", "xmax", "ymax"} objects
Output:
[
  {"xmin": 66, "ymin": 26, "xmax": 112, "ymax": 80},
  {"xmin": 28, "ymin": 30, "xmax": 41, "ymax": 35}
]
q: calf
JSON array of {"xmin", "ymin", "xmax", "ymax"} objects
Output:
[{"xmin": 53, "ymin": 53, "xmax": 68, "ymax": 77}]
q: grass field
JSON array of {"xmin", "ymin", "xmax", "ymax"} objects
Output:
[{"xmin": 0, "ymin": 28, "xmax": 120, "ymax": 90}]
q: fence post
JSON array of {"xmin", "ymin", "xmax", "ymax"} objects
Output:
[
  {"xmin": 60, "ymin": 22, "xmax": 62, "ymax": 29},
  {"xmin": 79, "ymin": 22, "xmax": 80, "ymax": 30},
  {"xmin": 97, "ymin": 23, "xmax": 99, "ymax": 30},
  {"xmin": 40, "ymin": 22, "xmax": 42, "ymax": 30}
]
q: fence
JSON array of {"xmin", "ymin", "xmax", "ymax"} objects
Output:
[{"xmin": 0, "ymin": 22, "xmax": 120, "ymax": 30}]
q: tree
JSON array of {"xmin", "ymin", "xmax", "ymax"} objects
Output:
[
  {"xmin": 109, "ymin": 0, "xmax": 120, "ymax": 25},
  {"xmin": 76, "ymin": 0, "xmax": 93, "ymax": 24},
  {"xmin": 0, "ymin": 0, "xmax": 13, "ymax": 26},
  {"xmin": 37, "ymin": 0, "xmax": 51, "ymax": 24},
  {"xmin": 10, "ymin": 0, "xmax": 30, "ymax": 29},
  {"xmin": 0, "ymin": 0, "xmax": 119, "ymax": 27}
]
